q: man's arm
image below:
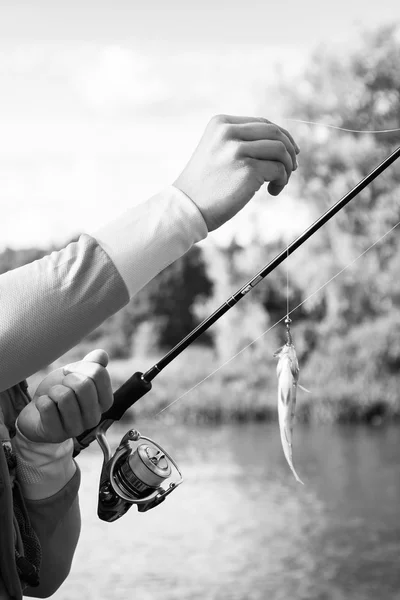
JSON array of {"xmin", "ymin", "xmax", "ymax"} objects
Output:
[
  {"xmin": 0, "ymin": 187, "xmax": 207, "ymax": 393},
  {"xmin": 3, "ymin": 114, "xmax": 298, "ymax": 596},
  {"xmin": 1, "ymin": 115, "xmax": 299, "ymax": 393},
  {"xmin": 12, "ymin": 350, "xmax": 114, "ymax": 596}
]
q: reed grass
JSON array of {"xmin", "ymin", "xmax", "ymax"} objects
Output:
[{"xmin": 27, "ymin": 323, "xmax": 400, "ymax": 427}]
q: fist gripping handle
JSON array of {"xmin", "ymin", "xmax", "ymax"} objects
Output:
[{"xmin": 74, "ymin": 372, "xmax": 152, "ymax": 456}]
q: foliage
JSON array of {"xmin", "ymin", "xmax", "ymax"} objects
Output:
[
  {"xmin": 6, "ymin": 24, "xmax": 400, "ymax": 424},
  {"xmin": 0, "ymin": 245, "xmax": 54, "ymax": 274},
  {"xmin": 97, "ymin": 244, "xmax": 215, "ymax": 355},
  {"xmin": 141, "ymin": 244, "xmax": 214, "ymax": 350},
  {"xmin": 261, "ymin": 23, "xmax": 400, "ymax": 421},
  {"xmin": 0, "ymin": 238, "xmax": 214, "ymax": 359}
]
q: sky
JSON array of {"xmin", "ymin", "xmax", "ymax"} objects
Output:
[{"xmin": 1, "ymin": 0, "xmax": 400, "ymax": 251}]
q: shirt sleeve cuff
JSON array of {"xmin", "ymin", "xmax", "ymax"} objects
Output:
[
  {"xmin": 12, "ymin": 421, "xmax": 76, "ymax": 501},
  {"xmin": 89, "ymin": 185, "xmax": 208, "ymax": 299}
]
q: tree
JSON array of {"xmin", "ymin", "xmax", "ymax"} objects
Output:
[
  {"xmin": 122, "ymin": 245, "xmax": 214, "ymax": 351},
  {"xmin": 275, "ymin": 24, "xmax": 400, "ymax": 332},
  {"xmin": 0, "ymin": 246, "xmax": 53, "ymax": 274}
]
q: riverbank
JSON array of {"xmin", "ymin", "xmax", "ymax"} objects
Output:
[{"xmin": 27, "ymin": 345, "xmax": 400, "ymax": 426}]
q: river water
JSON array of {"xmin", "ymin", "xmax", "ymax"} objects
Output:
[{"xmin": 50, "ymin": 422, "xmax": 400, "ymax": 600}]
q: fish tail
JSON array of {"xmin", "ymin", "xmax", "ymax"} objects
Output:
[
  {"xmin": 281, "ymin": 424, "xmax": 305, "ymax": 485},
  {"xmin": 290, "ymin": 464, "xmax": 305, "ymax": 486}
]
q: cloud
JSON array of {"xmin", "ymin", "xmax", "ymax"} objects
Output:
[
  {"xmin": 72, "ymin": 42, "xmax": 308, "ymax": 117},
  {"xmin": 0, "ymin": 40, "xmax": 309, "ymax": 250},
  {"xmin": 0, "ymin": 40, "xmax": 308, "ymax": 124},
  {"xmin": 75, "ymin": 45, "xmax": 170, "ymax": 111}
]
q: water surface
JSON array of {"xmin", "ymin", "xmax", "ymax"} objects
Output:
[{"xmin": 51, "ymin": 423, "xmax": 400, "ymax": 600}]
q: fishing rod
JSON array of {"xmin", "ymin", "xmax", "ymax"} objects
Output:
[{"xmin": 74, "ymin": 145, "xmax": 400, "ymax": 522}]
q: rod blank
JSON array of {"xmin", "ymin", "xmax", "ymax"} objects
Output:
[
  {"xmin": 143, "ymin": 145, "xmax": 400, "ymax": 382},
  {"xmin": 74, "ymin": 145, "xmax": 400, "ymax": 450}
]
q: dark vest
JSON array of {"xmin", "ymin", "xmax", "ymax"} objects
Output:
[{"xmin": 0, "ymin": 382, "xmax": 41, "ymax": 600}]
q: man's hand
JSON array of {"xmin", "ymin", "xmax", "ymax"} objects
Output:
[
  {"xmin": 174, "ymin": 115, "xmax": 300, "ymax": 232},
  {"xmin": 17, "ymin": 349, "xmax": 113, "ymax": 444}
]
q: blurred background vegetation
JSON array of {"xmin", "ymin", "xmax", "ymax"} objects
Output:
[{"xmin": 3, "ymin": 24, "xmax": 400, "ymax": 426}]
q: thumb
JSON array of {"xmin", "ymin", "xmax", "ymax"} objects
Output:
[
  {"xmin": 62, "ymin": 349, "xmax": 109, "ymax": 376},
  {"xmin": 82, "ymin": 349, "xmax": 109, "ymax": 368}
]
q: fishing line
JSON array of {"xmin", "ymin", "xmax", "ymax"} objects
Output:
[
  {"xmin": 156, "ymin": 218, "xmax": 400, "ymax": 416},
  {"xmin": 284, "ymin": 118, "xmax": 400, "ymax": 134},
  {"xmin": 155, "ymin": 120, "xmax": 400, "ymax": 415},
  {"xmin": 286, "ymin": 243, "xmax": 290, "ymax": 320}
]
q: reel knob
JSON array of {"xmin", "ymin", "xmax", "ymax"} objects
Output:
[{"xmin": 117, "ymin": 444, "xmax": 172, "ymax": 497}]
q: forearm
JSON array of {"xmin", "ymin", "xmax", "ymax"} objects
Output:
[
  {"xmin": 4, "ymin": 185, "xmax": 207, "ymax": 594},
  {"xmin": 0, "ymin": 186, "xmax": 207, "ymax": 393},
  {"xmin": 0, "ymin": 234, "xmax": 128, "ymax": 393},
  {"xmin": 91, "ymin": 185, "xmax": 207, "ymax": 298},
  {"xmin": 23, "ymin": 473, "xmax": 81, "ymax": 598},
  {"xmin": 12, "ymin": 422, "xmax": 76, "ymax": 500},
  {"xmin": 12, "ymin": 423, "xmax": 81, "ymax": 597}
]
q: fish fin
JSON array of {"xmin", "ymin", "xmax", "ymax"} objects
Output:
[
  {"xmin": 284, "ymin": 438, "xmax": 305, "ymax": 485},
  {"xmin": 298, "ymin": 384, "xmax": 310, "ymax": 393},
  {"xmin": 273, "ymin": 345, "xmax": 285, "ymax": 358},
  {"xmin": 293, "ymin": 472, "xmax": 305, "ymax": 485}
]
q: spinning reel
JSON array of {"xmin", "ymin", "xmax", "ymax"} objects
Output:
[
  {"xmin": 73, "ymin": 372, "xmax": 183, "ymax": 522},
  {"xmin": 72, "ymin": 147, "xmax": 400, "ymax": 521},
  {"xmin": 95, "ymin": 422, "xmax": 183, "ymax": 522}
]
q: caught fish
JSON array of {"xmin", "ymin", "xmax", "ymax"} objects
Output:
[{"xmin": 274, "ymin": 342, "xmax": 306, "ymax": 485}]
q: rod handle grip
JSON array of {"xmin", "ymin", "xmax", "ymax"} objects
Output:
[{"xmin": 103, "ymin": 371, "xmax": 152, "ymax": 421}]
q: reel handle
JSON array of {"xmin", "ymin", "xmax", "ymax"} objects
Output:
[{"xmin": 73, "ymin": 372, "xmax": 152, "ymax": 456}]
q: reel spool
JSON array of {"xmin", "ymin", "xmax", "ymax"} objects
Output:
[{"xmin": 96, "ymin": 425, "xmax": 183, "ymax": 522}]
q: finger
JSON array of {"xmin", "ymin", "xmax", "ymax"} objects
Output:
[
  {"xmin": 214, "ymin": 114, "xmax": 263, "ymax": 124},
  {"xmin": 62, "ymin": 362, "xmax": 113, "ymax": 412},
  {"xmin": 34, "ymin": 395, "xmax": 66, "ymax": 441},
  {"xmin": 82, "ymin": 349, "xmax": 109, "ymax": 368},
  {"xmin": 276, "ymin": 124, "xmax": 301, "ymax": 154},
  {"xmin": 253, "ymin": 159, "xmax": 288, "ymax": 191},
  {"xmin": 258, "ymin": 118, "xmax": 300, "ymax": 154},
  {"xmin": 63, "ymin": 350, "xmax": 109, "ymax": 375},
  {"xmin": 237, "ymin": 123, "xmax": 298, "ymax": 170},
  {"xmin": 61, "ymin": 373, "xmax": 102, "ymax": 428},
  {"xmin": 267, "ymin": 181, "xmax": 286, "ymax": 196},
  {"xmin": 218, "ymin": 115, "xmax": 300, "ymax": 153},
  {"xmin": 63, "ymin": 349, "xmax": 111, "ymax": 409},
  {"xmin": 256, "ymin": 118, "xmax": 300, "ymax": 154},
  {"xmin": 47, "ymin": 384, "xmax": 84, "ymax": 435},
  {"xmin": 244, "ymin": 140, "xmax": 293, "ymax": 181}
]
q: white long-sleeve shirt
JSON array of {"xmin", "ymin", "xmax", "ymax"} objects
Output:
[{"xmin": 6, "ymin": 186, "xmax": 208, "ymax": 501}]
